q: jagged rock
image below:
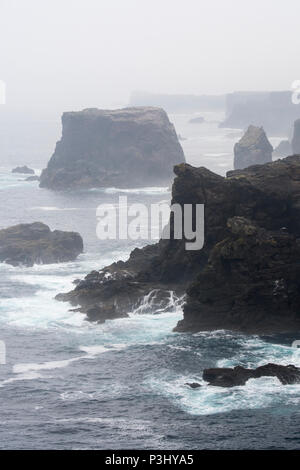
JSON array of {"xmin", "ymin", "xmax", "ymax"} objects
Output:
[
  {"xmin": 233, "ymin": 125, "xmax": 273, "ymax": 170},
  {"xmin": 189, "ymin": 116, "xmax": 205, "ymax": 124},
  {"xmin": 0, "ymin": 222, "xmax": 83, "ymax": 267},
  {"xmin": 39, "ymin": 107, "xmax": 185, "ymax": 190},
  {"xmin": 25, "ymin": 175, "xmax": 40, "ymax": 182},
  {"xmin": 57, "ymin": 155, "xmax": 300, "ymax": 333},
  {"xmin": 12, "ymin": 165, "xmax": 34, "ymax": 175},
  {"xmin": 203, "ymin": 363, "xmax": 300, "ymax": 387},
  {"xmin": 273, "ymin": 140, "xmax": 292, "ymax": 158},
  {"xmin": 292, "ymin": 119, "xmax": 300, "ymax": 154}
]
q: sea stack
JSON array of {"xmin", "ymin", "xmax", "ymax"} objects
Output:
[
  {"xmin": 233, "ymin": 125, "xmax": 273, "ymax": 170},
  {"xmin": 39, "ymin": 107, "xmax": 185, "ymax": 190},
  {"xmin": 292, "ymin": 119, "xmax": 300, "ymax": 154}
]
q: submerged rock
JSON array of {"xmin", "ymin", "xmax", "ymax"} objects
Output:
[
  {"xmin": 203, "ymin": 363, "xmax": 300, "ymax": 387},
  {"xmin": 273, "ymin": 140, "xmax": 292, "ymax": 158},
  {"xmin": 0, "ymin": 222, "xmax": 83, "ymax": 267},
  {"xmin": 12, "ymin": 165, "xmax": 35, "ymax": 175},
  {"xmin": 233, "ymin": 125, "xmax": 273, "ymax": 170},
  {"xmin": 189, "ymin": 116, "xmax": 205, "ymax": 124},
  {"xmin": 25, "ymin": 175, "xmax": 40, "ymax": 182},
  {"xmin": 39, "ymin": 107, "xmax": 185, "ymax": 190},
  {"xmin": 292, "ymin": 119, "xmax": 300, "ymax": 154}
]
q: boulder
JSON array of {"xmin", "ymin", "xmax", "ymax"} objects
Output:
[
  {"xmin": 292, "ymin": 118, "xmax": 300, "ymax": 154},
  {"xmin": 0, "ymin": 222, "xmax": 83, "ymax": 267},
  {"xmin": 12, "ymin": 166, "xmax": 34, "ymax": 175},
  {"xmin": 39, "ymin": 107, "xmax": 185, "ymax": 190},
  {"xmin": 203, "ymin": 363, "xmax": 300, "ymax": 387},
  {"xmin": 233, "ymin": 125, "xmax": 273, "ymax": 170}
]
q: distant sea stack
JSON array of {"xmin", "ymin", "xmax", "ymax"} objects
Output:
[
  {"xmin": 220, "ymin": 91, "xmax": 300, "ymax": 135},
  {"xmin": 0, "ymin": 222, "xmax": 83, "ymax": 267},
  {"xmin": 12, "ymin": 166, "xmax": 35, "ymax": 175},
  {"xmin": 233, "ymin": 125, "xmax": 273, "ymax": 170},
  {"xmin": 292, "ymin": 119, "xmax": 300, "ymax": 154},
  {"xmin": 39, "ymin": 107, "xmax": 185, "ymax": 190},
  {"xmin": 273, "ymin": 140, "xmax": 292, "ymax": 158}
]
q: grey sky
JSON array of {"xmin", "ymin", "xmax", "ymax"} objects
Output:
[{"xmin": 1, "ymin": 0, "xmax": 300, "ymax": 112}]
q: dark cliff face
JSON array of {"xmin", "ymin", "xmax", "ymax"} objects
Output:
[
  {"xmin": 233, "ymin": 125, "xmax": 273, "ymax": 170},
  {"xmin": 40, "ymin": 107, "xmax": 185, "ymax": 190},
  {"xmin": 292, "ymin": 119, "xmax": 300, "ymax": 154},
  {"xmin": 57, "ymin": 156, "xmax": 300, "ymax": 333}
]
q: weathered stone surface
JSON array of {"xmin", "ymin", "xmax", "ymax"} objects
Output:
[
  {"xmin": 57, "ymin": 155, "xmax": 300, "ymax": 333},
  {"xmin": 233, "ymin": 125, "xmax": 273, "ymax": 170},
  {"xmin": 292, "ymin": 119, "xmax": 300, "ymax": 154},
  {"xmin": 0, "ymin": 222, "xmax": 83, "ymax": 267},
  {"xmin": 40, "ymin": 107, "xmax": 185, "ymax": 190},
  {"xmin": 203, "ymin": 363, "xmax": 300, "ymax": 387},
  {"xmin": 12, "ymin": 166, "xmax": 34, "ymax": 175}
]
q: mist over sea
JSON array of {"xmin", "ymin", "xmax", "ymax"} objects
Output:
[{"xmin": 0, "ymin": 110, "xmax": 299, "ymax": 450}]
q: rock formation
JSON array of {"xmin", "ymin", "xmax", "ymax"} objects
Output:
[
  {"xmin": 233, "ymin": 125, "xmax": 273, "ymax": 170},
  {"xmin": 39, "ymin": 107, "xmax": 185, "ymax": 190},
  {"xmin": 202, "ymin": 364, "xmax": 300, "ymax": 387},
  {"xmin": 25, "ymin": 175, "xmax": 40, "ymax": 182},
  {"xmin": 292, "ymin": 119, "xmax": 300, "ymax": 154},
  {"xmin": 12, "ymin": 166, "xmax": 34, "ymax": 175},
  {"xmin": 0, "ymin": 222, "xmax": 83, "ymax": 267},
  {"xmin": 273, "ymin": 140, "xmax": 292, "ymax": 158},
  {"xmin": 57, "ymin": 155, "xmax": 300, "ymax": 333},
  {"xmin": 220, "ymin": 91, "xmax": 300, "ymax": 136}
]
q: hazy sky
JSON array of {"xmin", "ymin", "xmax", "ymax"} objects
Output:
[{"xmin": 1, "ymin": 0, "xmax": 300, "ymax": 112}]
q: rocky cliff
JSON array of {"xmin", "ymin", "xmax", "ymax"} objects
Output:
[
  {"xmin": 40, "ymin": 107, "xmax": 185, "ymax": 190},
  {"xmin": 292, "ymin": 119, "xmax": 300, "ymax": 154},
  {"xmin": 57, "ymin": 156, "xmax": 300, "ymax": 334},
  {"xmin": 220, "ymin": 91, "xmax": 300, "ymax": 136},
  {"xmin": 233, "ymin": 125, "xmax": 273, "ymax": 170},
  {"xmin": 0, "ymin": 222, "xmax": 83, "ymax": 266}
]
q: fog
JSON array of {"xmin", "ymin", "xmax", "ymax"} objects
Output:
[{"xmin": 1, "ymin": 0, "xmax": 300, "ymax": 113}]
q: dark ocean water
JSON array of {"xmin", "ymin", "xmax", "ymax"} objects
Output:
[{"xmin": 0, "ymin": 111, "xmax": 300, "ymax": 450}]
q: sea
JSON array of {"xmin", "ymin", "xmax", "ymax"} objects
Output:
[{"xmin": 0, "ymin": 108, "xmax": 300, "ymax": 450}]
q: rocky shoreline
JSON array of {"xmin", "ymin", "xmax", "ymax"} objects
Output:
[{"xmin": 56, "ymin": 154, "xmax": 300, "ymax": 334}]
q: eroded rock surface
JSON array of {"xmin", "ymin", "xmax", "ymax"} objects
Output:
[
  {"xmin": 233, "ymin": 125, "xmax": 273, "ymax": 170},
  {"xmin": 0, "ymin": 222, "xmax": 83, "ymax": 267}
]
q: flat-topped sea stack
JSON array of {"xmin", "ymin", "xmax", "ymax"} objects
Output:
[
  {"xmin": 233, "ymin": 125, "xmax": 273, "ymax": 170},
  {"xmin": 39, "ymin": 107, "xmax": 185, "ymax": 190},
  {"xmin": 292, "ymin": 118, "xmax": 300, "ymax": 154}
]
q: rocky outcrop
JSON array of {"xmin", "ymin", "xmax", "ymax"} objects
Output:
[
  {"xmin": 233, "ymin": 125, "xmax": 273, "ymax": 170},
  {"xmin": 39, "ymin": 107, "xmax": 185, "ymax": 190},
  {"xmin": 12, "ymin": 166, "xmax": 34, "ymax": 175},
  {"xmin": 273, "ymin": 140, "xmax": 292, "ymax": 158},
  {"xmin": 202, "ymin": 364, "xmax": 300, "ymax": 387},
  {"xmin": 0, "ymin": 222, "xmax": 83, "ymax": 267},
  {"xmin": 292, "ymin": 119, "xmax": 300, "ymax": 154},
  {"xmin": 57, "ymin": 155, "xmax": 300, "ymax": 333}
]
